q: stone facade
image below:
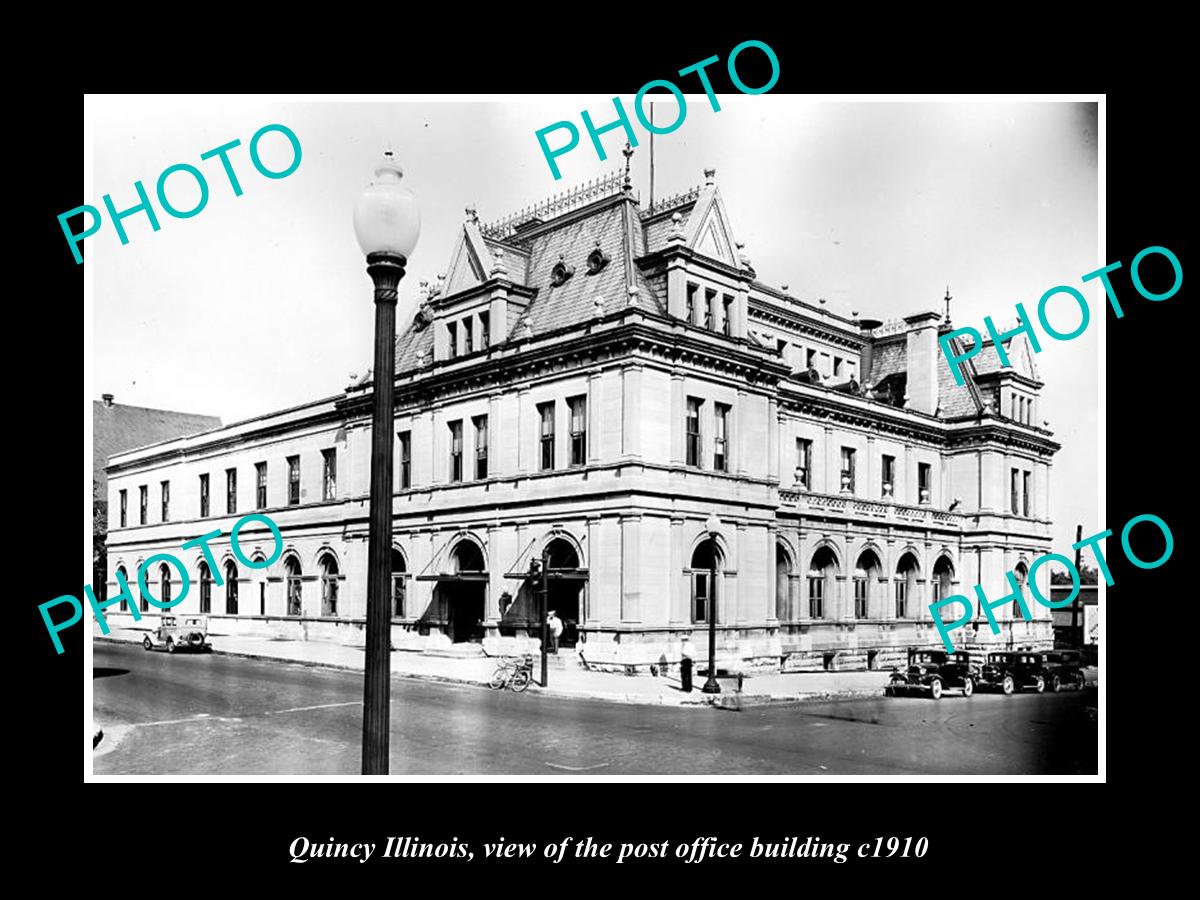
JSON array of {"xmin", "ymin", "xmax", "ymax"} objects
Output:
[{"xmin": 104, "ymin": 170, "xmax": 1059, "ymax": 673}]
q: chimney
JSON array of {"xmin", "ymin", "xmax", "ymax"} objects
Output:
[
  {"xmin": 101, "ymin": 393, "xmax": 114, "ymax": 407},
  {"xmin": 903, "ymin": 311, "xmax": 941, "ymax": 414}
]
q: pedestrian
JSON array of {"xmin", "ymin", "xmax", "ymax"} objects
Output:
[
  {"xmin": 680, "ymin": 633, "xmax": 696, "ymax": 692},
  {"xmin": 547, "ymin": 609, "xmax": 563, "ymax": 654}
]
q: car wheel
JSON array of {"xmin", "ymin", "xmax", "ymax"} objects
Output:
[
  {"xmin": 929, "ymin": 679, "xmax": 943, "ymax": 700},
  {"xmin": 1051, "ymin": 675, "xmax": 1061, "ymax": 693},
  {"xmin": 142, "ymin": 636, "xmax": 153, "ymax": 651},
  {"xmin": 166, "ymin": 638, "xmax": 176, "ymax": 654},
  {"xmin": 1002, "ymin": 675, "xmax": 1014, "ymax": 695},
  {"xmin": 1076, "ymin": 672, "xmax": 1086, "ymax": 690},
  {"xmin": 1034, "ymin": 675, "xmax": 1045, "ymax": 693},
  {"xmin": 962, "ymin": 677, "xmax": 974, "ymax": 698}
]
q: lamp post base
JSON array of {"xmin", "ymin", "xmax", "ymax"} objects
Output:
[{"xmin": 701, "ymin": 675, "xmax": 722, "ymax": 694}]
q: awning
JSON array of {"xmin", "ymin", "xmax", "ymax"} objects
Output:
[
  {"xmin": 502, "ymin": 567, "xmax": 590, "ymax": 580},
  {"xmin": 414, "ymin": 572, "xmax": 490, "ymax": 582}
]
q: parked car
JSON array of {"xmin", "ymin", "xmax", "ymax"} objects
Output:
[
  {"xmin": 142, "ymin": 615, "xmax": 211, "ymax": 653},
  {"xmin": 886, "ymin": 649, "xmax": 978, "ymax": 699},
  {"xmin": 1042, "ymin": 650, "xmax": 1087, "ymax": 691},
  {"xmin": 977, "ymin": 652, "xmax": 1049, "ymax": 694}
]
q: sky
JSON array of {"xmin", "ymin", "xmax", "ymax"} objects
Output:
[{"xmin": 89, "ymin": 96, "xmax": 1099, "ymax": 552}]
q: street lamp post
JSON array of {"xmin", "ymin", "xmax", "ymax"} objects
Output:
[
  {"xmin": 701, "ymin": 513, "xmax": 722, "ymax": 695},
  {"xmin": 353, "ymin": 151, "xmax": 420, "ymax": 775}
]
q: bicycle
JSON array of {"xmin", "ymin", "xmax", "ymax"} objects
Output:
[{"xmin": 488, "ymin": 653, "xmax": 534, "ymax": 692}]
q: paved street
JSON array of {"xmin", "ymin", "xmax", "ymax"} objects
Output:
[{"xmin": 93, "ymin": 643, "xmax": 1097, "ymax": 775}]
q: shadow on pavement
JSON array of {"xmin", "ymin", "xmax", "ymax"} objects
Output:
[{"xmin": 93, "ymin": 667, "xmax": 130, "ymax": 679}]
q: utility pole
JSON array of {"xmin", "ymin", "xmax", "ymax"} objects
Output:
[
  {"xmin": 540, "ymin": 553, "xmax": 550, "ymax": 687},
  {"xmin": 1070, "ymin": 523, "xmax": 1083, "ymax": 648}
]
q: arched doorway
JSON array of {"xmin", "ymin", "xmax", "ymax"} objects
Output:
[
  {"xmin": 895, "ymin": 552, "xmax": 919, "ymax": 619},
  {"xmin": 775, "ymin": 544, "xmax": 793, "ymax": 620},
  {"xmin": 932, "ymin": 555, "xmax": 957, "ymax": 630},
  {"xmin": 115, "ymin": 566, "xmax": 129, "ymax": 613},
  {"xmin": 854, "ymin": 549, "xmax": 882, "ymax": 619},
  {"xmin": 437, "ymin": 541, "xmax": 486, "ymax": 643},
  {"xmin": 159, "ymin": 563, "xmax": 173, "ymax": 609},
  {"xmin": 544, "ymin": 538, "xmax": 585, "ymax": 648},
  {"xmin": 1013, "ymin": 562, "xmax": 1029, "ymax": 618},
  {"xmin": 690, "ymin": 539, "xmax": 722, "ymax": 625},
  {"xmin": 807, "ymin": 546, "xmax": 839, "ymax": 619}
]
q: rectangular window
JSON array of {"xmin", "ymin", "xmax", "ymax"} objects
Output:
[
  {"xmin": 686, "ymin": 397, "xmax": 702, "ymax": 467},
  {"xmin": 806, "ymin": 348, "xmax": 818, "ymax": 370},
  {"xmin": 199, "ymin": 474, "xmax": 209, "ymax": 517},
  {"xmin": 479, "ymin": 311, "xmax": 490, "ymax": 350},
  {"xmin": 256, "ymin": 461, "xmax": 268, "ymax": 509},
  {"xmin": 704, "ymin": 288, "xmax": 716, "ymax": 329},
  {"xmin": 1011, "ymin": 467, "xmax": 1020, "ymax": 515},
  {"xmin": 918, "ymin": 462, "xmax": 932, "ymax": 503},
  {"xmin": 538, "ymin": 402, "xmax": 555, "ymax": 471},
  {"xmin": 226, "ymin": 468, "xmax": 237, "ymax": 514},
  {"xmin": 840, "ymin": 447, "xmax": 856, "ymax": 493},
  {"xmin": 119, "ymin": 489, "xmax": 127, "ymax": 528},
  {"xmin": 881, "ymin": 454, "xmax": 896, "ymax": 497},
  {"xmin": 834, "ymin": 356, "xmax": 844, "ymax": 379},
  {"xmin": 713, "ymin": 403, "xmax": 730, "ymax": 472},
  {"xmin": 808, "ymin": 577, "xmax": 824, "ymax": 619},
  {"xmin": 854, "ymin": 576, "xmax": 868, "ymax": 619},
  {"xmin": 693, "ymin": 572, "xmax": 712, "ymax": 624},
  {"xmin": 322, "ymin": 448, "xmax": 336, "ymax": 501},
  {"xmin": 568, "ymin": 395, "xmax": 587, "ymax": 466},
  {"xmin": 463, "ymin": 317, "xmax": 473, "ymax": 354},
  {"xmin": 398, "ymin": 430, "xmax": 411, "ymax": 489},
  {"xmin": 393, "ymin": 573, "xmax": 406, "ymax": 619},
  {"xmin": 473, "ymin": 415, "xmax": 488, "ymax": 479},
  {"xmin": 722, "ymin": 294, "xmax": 733, "ymax": 336},
  {"xmin": 895, "ymin": 579, "xmax": 907, "ymax": 618},
  {"xmin": 1011, "ymin": 395, "xmax": 1018, "ymax": 420},
  {"xmin": 685, "ymin": 283, "xmax": 697, "ymax": 324},
  {"xmin": 160, "ymin": 481, "xmax": 170, "ymax": 521},
  {"xmin": 139, "ymin": 485, "xmax": 147, "ymax": 525},
  {"xmin": 1023, "ymin": 470, "xmax": 1032, "ymax": 518},
  {"xmin": 449, "ymin": 420, "xmax": 463, "ymax": 482},
  {"xmin": 287, "ymin": 455, "xmax": 300, "ymax": 505},
  {"xmin": 447, "ymin": 321, "xmax": 457, "ymax": 358},
  {"xmin": 795, "ymin": 438, "xmax": 812, "ymax": 489}
]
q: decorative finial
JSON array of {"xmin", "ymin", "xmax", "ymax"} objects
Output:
[
  {"xmin": 491, "ymin": 246, "xmax": 507, "ymax": 277},
  {"xmin": 851, "ymin": 309, "xmax": 859, "ymax": 319},
  {"xmin": 418, "ymin": 278, "xmax": 430, "ymax": 300},
  {"xmin": 521, "ymin": 321, "xmax": 534, "ymax": 340},
  {"xmin": 781, "ymin": 283, "xmax": 789, "ymax": 292},
  {"xmin": 465, "ymin": 204, "xmax": 478, "ymax": 223},
  {"xmin": 627, "ymin": 285, "xmax": 640, "ymax": 307},
  {"xmin": 704, "ymin": 167, "xmax": 716, "ymax": 186},
  {"xmin": 818, "ymin": 297, "xmax": 827, "ymax": 306},
  {"xmin": 944, "ymin": 285, "xmax": 952, "ymax": 324},
  {"xmin": 668, "ymin": 211, "xmax": 685, "ymax": 243},
  {"xmin": 622, "ymin": 143, "xmax": 634, "ymax": 191}
]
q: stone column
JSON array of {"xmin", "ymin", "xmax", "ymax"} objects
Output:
[
  {"xmin": 669, "ymin": 374, "xmax": 684, "ymax": 465},
  {"xmin": 622, "ymin": 366, "xmax": 642, "ymax": 461},
  {"xmin": 620, "ymin": 515, "xmax": 641, "ymax": 622},
  {"xmin": 669, "ymin": 517, "xmax": 686, "ymax": 624},
  {"xmin": 824, "ymin": 426, "xmax": 836, "ymax": 493},
  {"xmin": 587, "ymin": 369, "xmax": 603, "ymax": 464}
]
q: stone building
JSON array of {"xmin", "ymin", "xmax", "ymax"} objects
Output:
[{"xmin": 104, "ymin": 168, "xmax": 1060, "ymax": 672}]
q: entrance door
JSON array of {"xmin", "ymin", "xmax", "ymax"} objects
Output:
[
  {"xmin": 544, "ymin": 538, "xmax": 585, "ymax": 648},
  {"xmin": 445, "ymin": 581, "xmax": 485, "ymax": 643}
]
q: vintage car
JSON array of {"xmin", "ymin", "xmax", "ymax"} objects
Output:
[
  {"xmin": 1042, "ymin": 650, "xmax": 1087, "ymax": 691},
  {"xmin": 886, "ymin": 649, "xmax": 978, "ymax": 699},
  {"xmin": 977, "ymin": 652, "xmax": 1049, "ymax": 694},
  {"xmin": 142, "ymin": 615, "xmax": 211, "ymax": 653}
]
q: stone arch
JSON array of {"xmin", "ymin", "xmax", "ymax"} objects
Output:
[
  {"xmin": 687, "ymin": 526, "xmax": 731, "ymax": 567},
  {"xmin": 853, "ymin": 547, "xmax": 883, "ymax": 619},
  {"xmin": 284, "ymin": 552, "xmax": 303, "ymax": 617},
  {"xmin": 223, "ymin": 557, "xmax": 239, "ymax": 615},
  {"xmin": 807, "ymin": 544, "xmax": 840, "ymax": 620},
  {"xmin": 894, "ymin": 550, "xmax": 921, "ymax": 619},
  {"xmin": 539, "ymin": 528, "xmax": 586, "ymax": 569},
  {"xmin": 447, "ymin": 531, "xmax": 488, "ymax": 572},
  {"xmin": 312, "ymin": 545, "xmax": 341, "ymax": 572},
  {"xmin": 775, "ymin": 539, "xmax": 796, "ymax": 621},
  {"xmin": 931, "ymin": 552, "xmax": 957, "ymax": 615},
  {"xmin": 1012, "ymin": 559, "xmax": 1030, "ymax": 618},
  {"xmin": 391, "ymin": 545, "xmax": 409, "ymax": 618},
  {"xmin": 689, "ymin": 534, "xmax": 724, "ymax": 626},
  {"xmin": 318, "ymin": 550, "xmax": 340, "ymax": 617},
  {"xmin": 134, "ymin": 558, "xmax": 147, "ymax": 612},
  {"xmin": 113, "ymin": 562, "xmax": 130, "ymax": 613}
]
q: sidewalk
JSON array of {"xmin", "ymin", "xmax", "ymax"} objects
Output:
[{"xmin": 94, "ymin": 623, "xmax": 894, "ymax": 708}]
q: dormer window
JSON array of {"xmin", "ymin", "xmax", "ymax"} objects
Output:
[
  {"xmin": 550, "ymin": 255, "xmax": 575, "ymax": 287},
  {"xmin": 586, "ymin": 245, "xmax": 610, "ymax": 274}
]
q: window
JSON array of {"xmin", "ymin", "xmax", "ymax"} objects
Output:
[
  {"xmin": 199, "ymin": 474, "xmax": 209, "ymax": 517},
  {"xmin": 463, "ymin": 318, "xmax": 473, "ymax": 355},
  {"xmin": 808, "ymin": 576, "xmax": 824, "ymax": 619},
  {"xmin": 881, "ymin": 455, "xmax": 896, "ymax": 497},
  {"xmin": 834, "ymin": 357, "xmax": 844, "ymax": 379},
  {"xmin": 225, "ymin": 560, "xmax": 238, "ymax": 615},
  {"xmin": 895, "ymin": 578, "xmax": 907, "ymax": 619},
  {"xmin": 704, "ymin": 288, "xmax": 716, "ymax": 329},
  {"xmin": 392, "ymin": 549, "xmax": 407, "ymax": 618},
  {"xmin": 569, "ymin": 395, "xmax": 587, "ymax": 466},
  {"xmin": 447, "ymin": 320, "xmax": 458, "ymax": 358},
  {"xmin": 160, "ymin": 481, "xmax": 170, "ymax": 521},
  {"xmin": 320, "ymin": 555, "xmax": 339, "ymax": 617},
  {"xmin": 538, "ymin": 402, "xmax": 555, "ymax": 471},
  {"xmin": 139, "ymin": 571, "xmax": 148, "ymax": 612},
  {"xmin": 116, "ymin": 566, "xmax": 129, "ymax": 612},
  {"xmin": 287, "ymin": 455, "xmax": 300, "ymax": 505},
  {"xmin": 1013, "ymin": 564, "xmax": 1028, "ymax": 617},
  {"xmin": 713, "ymin": 403, "xmax": 730, "ymax": 472},
  {"xmin": 449, "ymin": 420, "xmax": 463, "ymax": 482},
  {"xmin": 806, "ymin": 348, "xmax": 818, "ymax": 370},
  {"xmin": 722, "ymin": 294, "xmax": 733, "ymax": 336},
  {"xmin": 479, "ymin": 311, "xmax": 490, "ymax": 350},
  {"xmin": 322, "ymin": 448, "xmax": 336, "ymax": 501},
  {"xmin": 199, "ymin": 562, "xmax": 212, "ymax": 614},
  {"xmin": 1011, "ymin": 468, "xmax": 1020, "ymax": 515},
  {"xmin": 256, "ymin": 462, "xmax": 268, "ymax": 509},
  {"xmin": 686, "ymin": 397, "xmax": 702, "ymax": 467},
  {"xmin": 1011, "ymin": 395, "xmax": 1018, "ymax": 420},
  {"xmin": 119, "ymin": 490, "xmax": 127, "ymax": 527},
  {"xmin": 398, "ymin": 430, "xmax": 411, "ymax": 489},
  {"xmin": 918, "ymin": 462, "xmax": 932, "ymax": 503},
  {"xmin": 473, "ymin": 415, "xmax": 488, "ymax": 479},
  {"xmin": 685, "ymin": 282, "xmax": 697, "ymax": 324},
  {"xmin": 1023, "ymin": 470, "xmax": 1032, "ymax": 518},
  {"xmin": 160, "ymin": 563, "xmax": 173, "ymax": 607},
  {"xmin": 691, "ymin": 541, "xmax": 719, "ymax": 624},
  {"xmin": 854, "ymin": 573, "xmax": 868, "ymax": 619},
  {"xmin": 796, "ymin": 438, "xmax": 812, "ymax": 489},
  {"xmin": 840, "ymin": 447, "xmax": 856, "ymax": 492},
  {"xmin": 139, "ymin": 486, "xmax": 148, "ymax": 525},
  {"xmin": 286, "ymin": 558, "xmax": 302, "ymax": 616},
  {"xmin": 226, "ymin": 468, "xmax": 237, "ymax": 514}
]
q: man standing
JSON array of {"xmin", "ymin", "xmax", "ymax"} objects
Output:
[
  {"xmin": 547, "ymin": 610, "xmax": 563, "ymax": 654},
  {"xmin": 680, "ymin": 633, "xmax": 696, "ymax": 692}
]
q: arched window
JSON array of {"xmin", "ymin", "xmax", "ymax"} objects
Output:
[
  {"xmin": 225, "ymin": 560, "xmax": 239, "ymax": 614},
  {"xmin": 854, "ymin": 550, "xmax": 881, "ymax": 619},
  {"xmin": 452, "ymin": 541, "xmax": 485, "ymax": 573},
  {"xmin": 392, "ymin": 549, "xmax": 407, "ymax": 618},
  {"xmin": 808, "ymin": 546, "xmax": 839, "ymax": 619},
  {"xmin": 137, "ymin": 562, "xmax": 148, "ymax": 612},
  {"xmin": 116, "ymin": 566, "xmax": 129, "ymax": 613},
  {"xmin": 895, "ymin": 552, "xmax": 919, "ymax": 619},
  {"xmin": 320, "ymin": 554, "xmax": 339, "ymax": 617},
  {"xmin": 1013, "ymin": 562, "xmax": 1029, "ymax": 618},
  {"xmin": 545, "ymin": 538, "xmax": 579, "ymax": 571},
  {"xmin": 199, "ymin": 562, "xmax": 212, "ymax": 614},
  {"xmin": 159, "ymin": 563, "xmax": 173, "ymax": 609},
  {"xmin": 775, "ymin": 545, "xmax": 793, "ymax": 620},
  {"xmin": 690, "ymin": 539, "xmax": 721, "ymax": 625},
  {"xmin": 932, "ymin": 555, "xmax": 955, "ymax": 614},
  {"xmin": 286, "ymin": 557, "xmax": 303, "ymax": 616}
]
